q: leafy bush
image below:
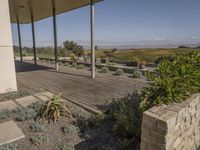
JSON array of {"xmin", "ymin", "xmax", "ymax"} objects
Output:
[
  {"xmin": 29, "ymin": 122, "xmax": 44, "ymax": 132},
  {"xmin": 62, "ymin": 124, "xmax": 78, "ymax": 135},
  {"xmin": 15, "ymin": 108, "xmax": 37, "ymax": 121},
  {"xmin": 115, "ymin": 69, "xmax": 124, "ymax": 76},
  {"xmin": 0, "ymin": 144, "xmax": 17, "ymax": 150},
  {"xmin": 107, "ymin": 94, "xmax": 142, "ymax": 148},
  {"xmin": 30, "ymin": 135, "xmax": 46, "ymax": 145},
  {"xmin": 100, "ymin": 67, "xmax": 109, "ymax": 73},
  {"xmin": 38, "ymin": 95, "xmax": 72, "ymax": 122},
  {"xmin": 88, "ymin": 114, "xmax": 103, "ymax": 127},
  {"xmin": 0, "ymin": 109, "xmax": 11, "ymax": 120},
  {"xmin": 70, "ymin": 63, "xmax": 77, "ymax": 68},
  {"xmin": 64, "ymin": 62, "xmax": 70, "ymax": 66},
  {"xmin": 59, "ymin": 144, "xmax": 75, "ymax": 150},
  {"xmin": 142, "ymin": 51, "xmax": 200, "ymax": 106},
  {"xmin": 132, "ymin": 71, "xmax": 143, "ymax": 78},
  {"xmin": 76, "ymin": 64, "xmax": 85, "ymax": 69},
  {"xmin": 28, "ymin": 101, "xmax": 43, "ymax": 113}
]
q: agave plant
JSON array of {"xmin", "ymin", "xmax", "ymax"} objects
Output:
[{"xmin": 38, "ymin": 94, "xmax": 72, "ymax": 122}]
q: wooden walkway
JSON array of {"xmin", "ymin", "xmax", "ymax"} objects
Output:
[{"xmin": 16, "ymin": 61, "xmax": 145, "ymax": 113}]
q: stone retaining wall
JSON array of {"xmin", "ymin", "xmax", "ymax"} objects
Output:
[{"xmin": 140, "ymin": 94, "xmax": 200, "ymax": 150}]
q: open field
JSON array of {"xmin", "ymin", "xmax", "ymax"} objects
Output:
[
  {"xmin": 85, "ymin": 48, "xmax": 200, "ymax": 63},
  {"xmin": 15, "ymin": 48, "xmax": 200, "ymax": 64}
]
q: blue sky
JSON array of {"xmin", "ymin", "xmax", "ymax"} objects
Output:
[{"xmin": 11, "ymin": 0, "xmax": 200, "ymax": 48}]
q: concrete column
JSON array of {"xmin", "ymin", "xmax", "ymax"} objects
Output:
[
  {"xmin": 90, "ymin": 0, "xmax": 95, "ymax": 78},
  {"xmin": 31, "ymin": 17, "xmax": 37, "ymax": 65},
  {"xmin": 0, "ymin": 0, "xmax": 17, "ymax": 93},
  {"xmin": 52, "ymin": 0, "xmax": 58, "ymax": 71}
]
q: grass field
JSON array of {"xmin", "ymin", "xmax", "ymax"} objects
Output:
[
  {"xmin": 15, "ymin": 48, "xmax": 200, "ymax": 64},
  {"xmin": 85, "ymin": 48, "xmax": 200, "ymax": 63}
]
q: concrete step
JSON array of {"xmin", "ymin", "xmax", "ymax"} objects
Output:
[{"xmin": 0, "ymin": 121, "xmax": 25, "ymax": 146}]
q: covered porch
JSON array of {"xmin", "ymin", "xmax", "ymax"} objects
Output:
[{"xmin": 0, "ymin": 0, "xmax": 101, "ymax": 93}]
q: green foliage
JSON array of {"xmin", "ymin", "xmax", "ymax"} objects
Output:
[
  {"xmin": 15, "ymin": 108, "xmax": 37, "ymax": 121},
  {"xmin": 0, "ymin": 144, "xmax": 17, "ymax": 150},
  {"xmin": 63, "ymin": 41, "xmax": 84, "ymax": 57},
  {"xmin": 62, "ymin": 124, "xmax": 78, "ymax": 135},
  {"xmin": 100, "ymin": 67, "xmax": 109, "ymax": 73},
  {"xmin": 88, "ymin": 114, "xmax": 103, "ymax": 127},
  {"xmin": 64, "ymin": 62, "xmax": 70, "ymax": 66},
  {"xmin": 70, "ymin": 63, "xmax": 77, "ymax": 68},
  {"xmin": 0, "ymin": 109, "xmax": 11, "ymax": 120},
  {"xmin": 38, "ymin": 95, "xmax": 72, "ymax": 123},
  {"xmin": 133, "ymin": 71, "xmax": 143, "ymax": 78},
  {"xmin": 30, "ymin": 134, "xmax": 46, "ymax": 145},
  {"xmin": 108, "ymin": 94, "xmax": 142, "ymax": 148},
  {"xmin": 59, "ymin": 144, "xmax": 75, "ymax": 150},
  {"xmin": 142, "ymin": 51, "xmax": 200, "ymax": 106},
  {"xmin": 76, "ymin": 64, "xmax": 85, "ymax": 69},
  {"xmin": 29, "ymin": 121, "xmax": 44, "ymax": 132},
  {"xmin": 28, "ymin": 101, "xmax": 43, "ymax": 113},
  {"xmin": 115, "ymin": 69, "xmax": 124, "ymax": 76}
]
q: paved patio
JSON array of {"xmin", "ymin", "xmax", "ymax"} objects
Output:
[{"xmin": 16, "ymin": 61, "xmax": 145, "ymax": 113}]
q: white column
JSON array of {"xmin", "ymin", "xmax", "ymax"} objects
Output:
[
  {"xmin": 0, "ymin": 0, "xmax": 17, "ymax": 93},
  {"xmin": 90, "ymin": 0, "xmax": 95, "ymax": 78}
]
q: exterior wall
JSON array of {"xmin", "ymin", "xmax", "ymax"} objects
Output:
[
  {"xmin": 140, "ymin": 94, "xmax": 200, "ymax": 150},
  {"xmin": 0, "ymin": 0, "xmax": 17, "ymax": 93}
]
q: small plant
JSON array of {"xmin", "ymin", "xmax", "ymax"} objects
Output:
[
  {"xmin": 88, "ymin": 114, "xmax": 103, "ymax": 127},
  {"xmin": 132, "ymin": 71, "xmax": 143, "ymax": 78},
  {"xmin": 29, "ymin": 121, "xmax": 44, "ymax": 132},
  {"xmin": 64, "ymin": 62, "xmax": 70, "ymax": 66},
  {"xmin": 28, "ymin": 101, "xmax": 43, "ymax": 113},
  {"xmin": 0, "ymin": 109, "xmax": 11, "ymax": 120},
  {"xmin": 59, "ymin": 144, "xmax": 75, "ymax": 150},
  {"xmin": 0, "ymin": 144, "xmax": 17, "ymax": 150},
  {"xmin": 76, "ymin": 64, "xmax": 85, "ymax": 69},
  {"xmin": 38, "ymin": 95, "xmax": 72, "ymax": 122},
  {"xmin": 115, "ymin": 69, "xmax": 124, "ymax": 76},
  {"xmin": 62, "ymin": 124, "xmax": 78, "ymax": 135},
  {"xmin": 100, "ymin": 67, "xmax": 109, "ymax": 73},
  {"xmin": 15, "ymin": 108, "xmax": 37, "ymax": 121},
  {"xmin": 58, "ymin": 62, "xmax": 63, "ymax": 65},
  {"xmin": 30, "ymin": 134, "xmax": 46, "ymax": 145},
  {"xmin": 70, "ymin": 63, "xmax": 77, "ymax": 68}
]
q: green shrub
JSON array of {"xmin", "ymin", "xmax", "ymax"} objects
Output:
[
  {"xmin": 15, "ymin": 108, "xmax": 37, "ymax": 121},
  {"xmin": 64, "ymin": 62, "xmax": 70, "ymax": 66},
  {"xmin": 115, "ymin": 69, "xmax": 124, "ymax": 76},
  {"xmin": 132, "ymin": 71, "xmax": 142, "ymax": 78},
  {"xmin": 28, "ymin": 101, "xmax": 43, "ymax": 113},
  {"xmin": 0, "ymin": 144, "xmax": 17, "ymax": 150},
  {"xmin": 62, "ymin": 124, "xmax": 78, "ymax": 135},
  {"xmin": 142, "ymin": 51, "xmax": 200, "ymax": 106},
  {"xmin": 70, "ymin": 63, "xmax": 77, "ymax": 68},
  {"xmin": 0, "ymin": 109, "xmax": 11, "ymax": 120},
  {"xmin": 58, "ymin": 62, "xmax": 63, "ymax": 65},
  {"xmin": 29, "ymin": 122, "xmax": 44, "ymax": 132},
  {"xmin": 88, "ymin": 114, "xmax": 103, "ymax": 127},
  {"xmin": 59, "ymin": 144, "xmax": 75, "ymax": 150},
  {"xmin": 76, "ymin": 64, "xmax": 85, "ymax": 69},
  {"xmin": 108, "ymin": 94, "xmax": 142, "ymax": 148},
  {"xmin": 30, "ymin": 135, "xmax": 46, "ymax": 145},
  {"xmin": 100, "ymin": 67, "xmax": 109, "ymax": 73}
]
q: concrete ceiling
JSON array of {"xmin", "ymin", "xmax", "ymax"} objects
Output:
[{"xmin": 9, "ymin": 0, "xmax": 102, "ymax": 24}]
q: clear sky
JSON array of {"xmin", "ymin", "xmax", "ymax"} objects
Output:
[{"xmin": 11, "ymin": 0, "xmax": 200, "ymax": 48}]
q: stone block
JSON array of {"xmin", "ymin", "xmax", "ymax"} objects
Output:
[
  {"xmin": 0, "ymin": 121, "xmax": 25, "ymax": 146},
  {"xmin": 0, "ymin": 100, "xmax": 18, "ymax": 110},
  {"xmin": 15, "ymin": 96, "xmax": 38, "ymax": 107}
]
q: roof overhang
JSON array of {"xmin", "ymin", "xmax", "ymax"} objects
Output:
[{"xmin": 9, "ymin": 0, "xmax": 102, "ymax": 24}]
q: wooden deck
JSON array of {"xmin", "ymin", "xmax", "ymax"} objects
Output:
[{"xmin": 16, "ymin": 61, "xmax": 145, "ymax": 113}]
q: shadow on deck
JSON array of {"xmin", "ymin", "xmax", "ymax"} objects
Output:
[{"xmin": 15, "ymin": 61, "xmax": 145, "ymax": 113}]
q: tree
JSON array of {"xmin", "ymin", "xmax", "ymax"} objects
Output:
[{"xmin": 63, "ymin": 41, "xmax": 84, "ymax": 57}]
